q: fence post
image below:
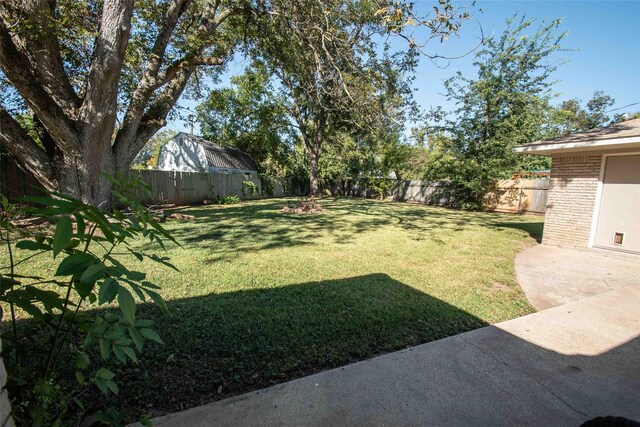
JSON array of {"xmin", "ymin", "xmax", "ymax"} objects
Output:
[{"xmin": 517, "ymin": 187, "xmax": 523, "ymax": 214}]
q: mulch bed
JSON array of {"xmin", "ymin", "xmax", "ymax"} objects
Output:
[{"xmin": 282, "ymin": 200, "xmax": 324, "ymax": 214}]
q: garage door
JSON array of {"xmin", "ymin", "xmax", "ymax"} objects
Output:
[{"xmin": 593, "ymin": 154, "xmax": 640, "ymax": 254}]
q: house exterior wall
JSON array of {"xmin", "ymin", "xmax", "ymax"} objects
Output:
[
  {"xmin": 593, "ymin": 154, "xmax": 640, "ymax": 254},
  {"xmin": 542, "ymin": 154, "xmax": 602, "ymax": 248},
  {"xmin": 156, "ymin": 137, "xmax": 208, "ymax": 172}
]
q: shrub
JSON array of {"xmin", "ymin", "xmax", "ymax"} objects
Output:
[
  {"xmin": 241, "ymin": 180, "xmax": 257, "ymax": 197},
  {"xmin": 0, "ymin": 174, "xmax": 177, "ymax": 426},
  {"xmin": 258, "ymin": 174, "xmax": 275, "ymax": 197},
  {"xmin": 214, "ymin": 194, "xmax": 241, "ymax": 204},
  {"xmin": 365, "ymin": 177, "xmax": 393, "ymax": 200}
]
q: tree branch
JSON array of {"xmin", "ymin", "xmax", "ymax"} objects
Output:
[
  {"xmin": 79, "ymin": 0, "xmax": 134, "ymax": 124},
  {"xmin": 0, "ymin": 107, "xmax": 55, "ymax": 189},
  {"xmin": 114, "ymin": 2, "xmax": 240, "ymax": 161},
  {"xmin": 114, "ymin": 0, "xmax": 193, "ymax": 153},
  {"xmin": 116, "ymin": 67, "xmax": 193, "ymax": 169},
  {"xmin": 0, "ymin": 19, "xmax": 79, "ymax": 151},
  {"xmin": 18, "ymin": 0, "xmax": 81, "ymax": 114}
]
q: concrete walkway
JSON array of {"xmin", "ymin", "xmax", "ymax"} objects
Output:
[
  {"xmin": 516, "ymin": 244, "xmax": 640, "ymax": 310},
  {"xmin": 144, "ymin": 285, "xmax": 640, "ymax": 427}
]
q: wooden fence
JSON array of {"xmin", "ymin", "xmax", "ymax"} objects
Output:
[
  {"xmin": 484, "ymin": 179, "xmax": 549, "ymax": 214},
  {"xmin": 0, "ymin": 156, "xmax": 44, "ymax": 201},
  {"xmin": 386, "ymin": 179, "xmax": 548, "ymax": 214},
  {"xmin": 132, "ymin": 170, "xmax": 285, "ymax": 205},
  {"xmin": 1, "ymin": 158, "xmax": 548, "ymax": 213}
]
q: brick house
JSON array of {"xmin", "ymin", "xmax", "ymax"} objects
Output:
[{"xmin": 513, "ymin": 118, "xmax": 640, "ymax": 255}]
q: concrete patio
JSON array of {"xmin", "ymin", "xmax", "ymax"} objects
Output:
[
  {"xmin": 516, "ymin": 244, "xmax": 640, "ymax": 310},
  {"xmin": 141, "ymin": 282, "xmax": 640, "ymax": 427}
]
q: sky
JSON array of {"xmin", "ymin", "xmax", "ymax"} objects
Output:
[{"xmin": 168, "ymin": 0, "xmax": 640, "ymax": 136}]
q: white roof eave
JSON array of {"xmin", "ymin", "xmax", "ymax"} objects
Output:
[{"xmin": 513, "ymin": 136, "xmax": 640, "ymax": 156}]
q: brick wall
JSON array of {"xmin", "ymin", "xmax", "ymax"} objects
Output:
[
  {"xmin": 542, "ymin": 154, "xmax": 602, "ymax": 248},
  {"xmin": 1, "ymin": 339, "xmax": 15, "ymax": 427}
]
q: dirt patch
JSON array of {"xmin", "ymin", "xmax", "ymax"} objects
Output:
[{"xmin": 282, "ymin": 200, "xmax": 324, "ymax": 214}]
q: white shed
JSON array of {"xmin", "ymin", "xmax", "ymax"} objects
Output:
[{"xmin": 157, "ymin": 133, "xmax": 258, "ymax": 175}]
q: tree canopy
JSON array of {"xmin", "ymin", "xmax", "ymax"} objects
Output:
[
  {"xmin": 196, "ymin": 63, "xmax": 292, "ymax": 175},
  {"xmin": 415, "ymin": 14, "xmax": 568, "ymax": 208},
  {"xmin": 549, "ymin": 91, "xmax": 615, "ymax": 135}
]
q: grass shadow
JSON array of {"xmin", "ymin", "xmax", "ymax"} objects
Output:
[
  {"xmin": 3, "ymin": 273, "xmax": 487, "ymax": 421},
  {"xmin": 164, "ymin": 197, "xmax": 537, "ymax": 261},
  {"xmin": 491, "ymin": 221, "xmax": 545, "ymax": 243}
]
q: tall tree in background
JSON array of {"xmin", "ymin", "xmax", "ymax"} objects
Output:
[
  {"xmin": 249, "ymin": 0, "xmax": 469, "ymax": 196},
  {"xmin": 613, "ymin": 111, "xmax": 640, "ymax": 123},
  {"xmin": 0, "ymin": 0, "xmax": 245, "ymax": 206},
  {"xmin": 196, "ymin": 63, "xmax": 292, "ymax": 174},
  {"xmin": 422, "ymin": 14, "xmax": 567, "ymax": 209},
  {"xmin": 550, "ymin": 91, "xmax": 615, "ymax": 135}
]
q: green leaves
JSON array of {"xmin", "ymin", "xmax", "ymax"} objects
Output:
[
  {"xmin": 94, "ymin": 368, "xmax": 118, "ymax": 395},
  {"xmin": 75, "ymin": 353, "xmax": 90, "ymax": 369},
  {"xmin": 55, "ymin": 253, "xmax": 97, "ymax": 276},
  {"xmin": 117, "ymin": 286, "xmax": 137, "ymax": 326},
  {"xmin": 144, "ymin": 289, "xmax": 168, "ymax": 313},
  {"xmin": 7, "ymin": 179, "xmax": 178, "ymax": 425},
  {"xmin": 139, "ymin": 328, "xmax": 163, "ymax": 344},
  {"xmin": 419, "ymin": 13, "xmax": 566, "ymax": 209},
  {"xmin": 80, "ymin": 263, "xmax": 106, "ymax": 284},
  {"xmin": 98, "ymin": 278, "xmax": 118, "ymax": 305},
  {"xmin": 53, "ymin": 216, "xmax": 73, "ymax": 258}
]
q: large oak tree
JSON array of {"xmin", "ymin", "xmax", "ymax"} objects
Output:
[{"xmin": 0, "ymin": 0, "xmax": 246, "ymax": 206}]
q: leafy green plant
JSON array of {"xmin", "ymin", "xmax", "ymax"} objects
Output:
[
  {"xmin": 365, "ymin": 177, "xmax": 393, "ymax": 200},
  {"xmin": 214, "ymin": 194, "xmax": 241, "ymax": 205},
  {"xmin": 0, "ymin": 174, "xmax": 178, "ymax": 426},
  {"xmin": 421, "ymin": 15, "xmax": 566, "ymax": 209},
  {"xmin": 258, "ymin": 174, "xmax": 275, "ymax": 197},
  {"xmin": 241, "ymin": 180, "xmax": 258, "ymax": 197}
]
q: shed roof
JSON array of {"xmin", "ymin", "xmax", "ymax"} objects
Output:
[
  {"xmin": 176, "ymin": 133, "xmax": 257, "ymax": 172},
  {"xmin": 513, "ymin": 118, "xmax": 640, "ymax": 155}
]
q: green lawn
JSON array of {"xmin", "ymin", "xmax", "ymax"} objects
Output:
[{"xmin": 3, "ymin": 197, "xmax": 543, "ymax": 419}]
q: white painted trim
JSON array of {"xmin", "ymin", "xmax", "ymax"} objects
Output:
[
  {"xmin": 513, "ymin": 136, "xmax": 640, "ymax": 155},
  {"xmin": 588, "ymin": 155, "xmax": 607, "ymax": 249},
  {"xmin": 588, "ymin": 151, "xmax": 640, "ymax": 251}
]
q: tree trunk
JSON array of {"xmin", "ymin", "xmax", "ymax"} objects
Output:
[
  {"xmin": 306, "ymin": 118, "xmax": 325, "ymax": 198},
  {"xmin": 308, "ymin": 145, "xmax": 320, "ymax": 197},
  {"xmin": 44, "ymin": 143, "xmax": 117, "ymax": 208}
]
